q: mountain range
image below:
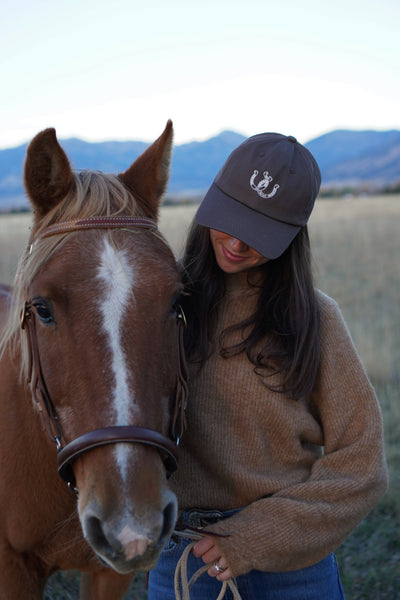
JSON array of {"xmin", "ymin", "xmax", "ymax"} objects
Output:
[{"xmin": 1, "ymin": 128, "xmax": 399, "ymax": 210}]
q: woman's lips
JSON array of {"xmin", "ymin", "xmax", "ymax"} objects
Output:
[{"xmin": 221, "ymin": 245, "xmax": 247, "ymax": 262}]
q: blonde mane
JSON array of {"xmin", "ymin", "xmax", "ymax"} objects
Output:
[{"xmin": 0, "ymin": 170, "xmax": 150, "ymax": 378}]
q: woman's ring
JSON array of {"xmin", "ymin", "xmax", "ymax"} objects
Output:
[{"xmin": 214, "ymin": 561, "xmax": 226, "ymax": 573}]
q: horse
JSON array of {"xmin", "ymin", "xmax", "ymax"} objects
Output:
[{"xmin": 0, "ymin": 121, "xmax": 188, "ymax": 599}]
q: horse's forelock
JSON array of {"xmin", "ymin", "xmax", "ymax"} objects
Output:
[{"xmin": 34, "ymin": 171, "xmax": 147, "ymax": 235}]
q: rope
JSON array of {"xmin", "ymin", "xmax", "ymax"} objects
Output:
[{"xmin": 173, "ymin": 533, "xmax": 243, "ymax": 600}]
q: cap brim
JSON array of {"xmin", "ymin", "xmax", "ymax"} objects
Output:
[{"xmin": 195, "ymin": 183, "xmax": 300, "ymax": 260}]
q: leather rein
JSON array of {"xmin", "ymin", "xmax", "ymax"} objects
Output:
[{"xmin": 20, "ymin": 216, "xmax": 188, "ymax": 492}]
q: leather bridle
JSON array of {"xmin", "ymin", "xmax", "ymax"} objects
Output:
[{"xmin": 20, "ymin": 216, "xmax": 188, "ymax": 492}]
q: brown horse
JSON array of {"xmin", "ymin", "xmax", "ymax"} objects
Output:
[{"xmin": 0, "ymin": 122, "xmax": 187, "ymax": 599}]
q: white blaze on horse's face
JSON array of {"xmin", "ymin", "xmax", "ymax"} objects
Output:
[{"xmin": 97, "ymin": 238, "xmax": 138, "ymax": 481}]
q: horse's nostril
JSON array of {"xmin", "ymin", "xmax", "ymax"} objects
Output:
[
  {"xmin": 86, "ymin": 515, "xmax": 117, "ymax": 556},
  {"xmin": 159, "ymin": 501, "xmax": 177, "ymax": 548}
]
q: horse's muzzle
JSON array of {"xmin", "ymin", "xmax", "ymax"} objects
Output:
[{"xmin": 80, "ymin": 489, "xmax": 178, "ymax": 573}]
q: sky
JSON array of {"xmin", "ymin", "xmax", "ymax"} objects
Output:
[{"xmin": 1, "ymin": 0, "xmax": 399, "ymax": 149}]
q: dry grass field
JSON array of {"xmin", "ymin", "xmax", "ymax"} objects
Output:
[{"xmin": 0, "ymin": 195, "xmax": 399, "ymax": 599}]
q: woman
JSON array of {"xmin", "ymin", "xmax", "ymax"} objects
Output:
[{"xmin": 148, "ymin": 132, "xmax": 388, "ymax": 599}]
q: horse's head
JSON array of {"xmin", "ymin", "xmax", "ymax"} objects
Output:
[{"xmin": 16, "ymin": 122, "xmax": 187, "ymax": 573}]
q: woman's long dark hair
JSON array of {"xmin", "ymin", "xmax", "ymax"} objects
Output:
[{"xmin": 180, "ymin": 222, "xmax": 321, "ymax": 400}]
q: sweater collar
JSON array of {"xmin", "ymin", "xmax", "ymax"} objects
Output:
[{"xmin": 224, "ymin": 268, "xmax": 265, "ymax": 297}]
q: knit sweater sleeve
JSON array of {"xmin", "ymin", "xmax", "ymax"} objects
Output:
[{"xmin": 207, "ymin": 292, "xmax": 388, "ymax": 576}]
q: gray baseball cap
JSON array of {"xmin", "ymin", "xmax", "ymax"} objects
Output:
[{"xmin": 195, "ymin": 132, "xmax": 321, "ymax": 259}]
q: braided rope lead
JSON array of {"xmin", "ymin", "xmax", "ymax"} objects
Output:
[{"xmin": 174, "ymin": 540, "xmax": 243, "ymax": 600}]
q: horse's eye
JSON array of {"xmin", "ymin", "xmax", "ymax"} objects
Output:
[{"xmin": 33, "ymin": 301, "xmax": 54, "ymax": 324}]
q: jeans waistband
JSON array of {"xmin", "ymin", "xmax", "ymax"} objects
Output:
[{"xmin": 178, "ymin": 507, "xmax": 240, "ymax": 529}]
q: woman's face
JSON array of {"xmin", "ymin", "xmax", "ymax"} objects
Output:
[{"xmin": 209, "ymin": 229, "xmax": 269, "ymax": 274}]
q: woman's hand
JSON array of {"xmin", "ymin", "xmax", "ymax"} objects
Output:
[{"xmin": 193, "ymin": 535, "xmax": 233, "ymax": 581}]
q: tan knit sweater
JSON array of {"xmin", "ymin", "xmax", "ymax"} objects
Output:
[{"xmin": 170, "ymin": 276, "xmax": 388, "ymax": 577}]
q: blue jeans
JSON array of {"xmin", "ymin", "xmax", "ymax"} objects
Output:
[{"xmin": 148, "ymin": 510, "xmax": 346, "ymax": 600}]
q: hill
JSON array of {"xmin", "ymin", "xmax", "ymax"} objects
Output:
[
  {"xmin": 307, "ymin": 129, "xmax": 400, "ymax": 189},
  {"xmin": 0, "ymin": 128, "xmax": 399, "ymax": 210}
]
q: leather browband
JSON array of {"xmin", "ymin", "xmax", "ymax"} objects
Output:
[{"xmin": 36, "ymin": 216, "xmax": 158, "ymax": 240}]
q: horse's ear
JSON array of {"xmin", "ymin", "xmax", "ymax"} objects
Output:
[
  {"xmin": 119, "ymin": 120, "xmax": 173, "ymax": 220},
  {"xmin": 24, "ymin": 128, "xmax": 74, "ymax": 219}
]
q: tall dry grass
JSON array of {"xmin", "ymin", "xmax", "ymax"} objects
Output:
[
  {"xmin": 0, "ymin": 213, "xmax": 32, "ymax": 284},
  {"xmin": 0, "ymin": 196, "xmax": 399, "ymax": 599},
  {"xmin": 308, "ymin": 195, "xmax": 400, "ymax": 386}
]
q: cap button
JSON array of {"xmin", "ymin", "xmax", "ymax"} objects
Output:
[{"xmin": 287, "ymin": 135, "xmax": 297, "ymax": 143}]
